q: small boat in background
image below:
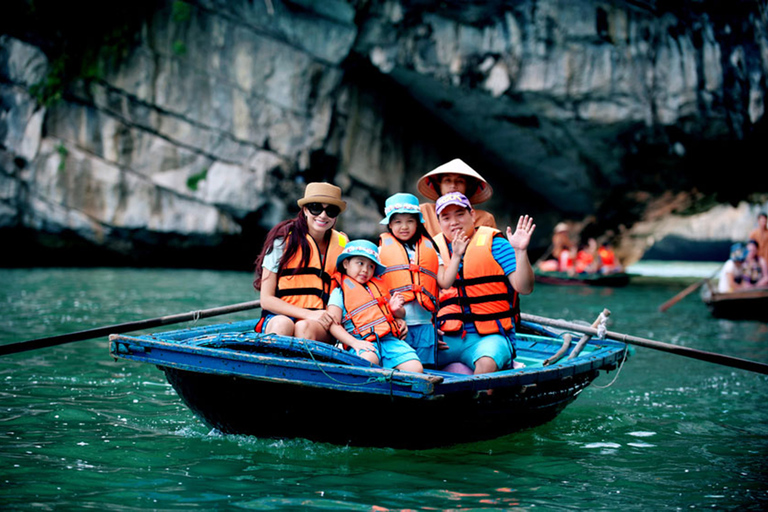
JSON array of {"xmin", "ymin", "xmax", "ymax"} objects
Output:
[
  {"xmin": 534, "ymin": 269, "xmax": 631, "ymax": 287},
  {"xmin": 110, "ymin": 318, "xmax": 628, "ymax": 449},
  {"xmin": 701, "ymin": 286, "xmax": 768, "ymax": 321}
]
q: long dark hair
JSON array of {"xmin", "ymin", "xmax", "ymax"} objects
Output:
[{"xmin": 253, "ymin": 210, "xmax": 332, "ymax": 290}]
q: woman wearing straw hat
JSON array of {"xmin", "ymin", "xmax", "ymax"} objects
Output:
[
  {"xmin": 253, "ymin": 182, "xmax": 349, "ymax": 342},
  {"xmin": 417, "ymin": 158, "xmax": 497, "ymax": 237}
]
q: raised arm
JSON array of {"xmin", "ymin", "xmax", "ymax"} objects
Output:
[{"xmin": 506, "ymin": 215, "xmax": 536, "ymax": 295}]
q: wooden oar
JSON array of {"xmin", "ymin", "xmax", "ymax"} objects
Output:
[
  {"xmin": 522, "ymin": 312, "xmax": 768, "ymax": 375},
  {"xmin": 0, "ymin": 299, "xmax": 262, "ymax": 357},
  {"xmin": 658, "ymin": 265, "xmax": 722, "ymax": 312}
]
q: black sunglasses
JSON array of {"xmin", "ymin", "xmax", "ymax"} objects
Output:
[{"xmin": 305, "ymin": 203, "xmax": 341, "ymax": 218}]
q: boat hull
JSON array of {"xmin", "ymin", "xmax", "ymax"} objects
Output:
[
  {"xmin": 161, "ymin": 365, "xmax": 595, "ymax": 448},
  {"xmin": 110, "ymin": 319, "xmax": 628, "ymax": 448},
  {"xmin": 703, "ymin": 289, "xmax": 768, "ymax": 321},
  {"xmin": 534, "ymin": 270, "xmax": 630, "ymax": 287}
]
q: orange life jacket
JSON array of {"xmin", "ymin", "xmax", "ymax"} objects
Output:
[
  {"xmin": 598, "ymin": 246, "xmax": 615, "ymax": 266},
  {"xmin": 336, "ymin": 274, "xmax": 400, "ymax": 342},
  {"xmin": 275, "ymin": 230, "xmax": 347, "ymax": 309},
  {"xmin": 378, "ymin": 233, "xmax": 439, "ymax": 313},
  {"xmin": 433, "ymin": 226, "xmax": 518, "ymax": 335}
]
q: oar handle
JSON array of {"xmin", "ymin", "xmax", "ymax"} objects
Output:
[
  {"xmin": 522, "ymin": 312, "xmax": 768, "ymax": 375},
  {"xmin": 0, "ymin": 300, "xmax": 262, "ymax": 357}
]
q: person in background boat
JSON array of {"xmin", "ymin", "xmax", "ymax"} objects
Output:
[
  {"xmin": 433, "ymin": 192, "xmax": 536, "ymax": 375},
  {"xmin": 741, "ymin": 239, "xmax": 768, "ymax": 289},
  {"xmin": 327, "ymin": 240, "xmax": 424, "ymax": 373},
  {"xmin": 558, "ymin": 244, "xmax": 578, "ymax": 275},
  {"xmin": 575, "ymin": 238, "xmax": 601, "ymax": 274},
  {"xmin": 253, "ymin": 182, "xmax": 348, "ymax": 342},
  {"xmin": 718, "ymin": 243, "xmax": 748, "ymax": 293},
  {"xmin": 377, "ymin": 193, "xmax": 468, "ymax": 368},
  {"xmin": 748, "ymin": 212, "xmax": 768, "ymax": 262},
  {"xmin": 597, "ymin": 240, "xmax": 623, "ymax": 274},
  {"xmin": 537, "ymin": 222, "xmax": 573, "ymax": 272},
  {"xmin": 417, "ymin": 158, "xmax": 496, "ymax": 237}
]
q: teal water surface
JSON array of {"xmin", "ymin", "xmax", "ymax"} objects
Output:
[{"xmin": 1, "ymin": 268, "xmax": 766, "ymax": 510}]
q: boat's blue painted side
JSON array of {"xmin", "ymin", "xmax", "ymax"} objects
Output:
[{"xmin": 110, "ymin": 319, "xmax": 629, "ymax": 448}]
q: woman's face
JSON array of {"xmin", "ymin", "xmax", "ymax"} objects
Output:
[{"xmin": 303, "ymin": 203, "xmax": 337, "ymax": 236}]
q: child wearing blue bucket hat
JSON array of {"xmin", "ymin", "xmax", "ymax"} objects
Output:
[
  {"xmin": 378, "ymin": 193, "xmax": 469, "ymax": 367},
  {"xmin": 327, "ymin": 240, "xmax": 424, "ymax": 373}
]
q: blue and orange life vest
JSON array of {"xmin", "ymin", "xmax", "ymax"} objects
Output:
[
  {"xmin": 433, "ymin": 226, "xmax": 519, "ymax": 336},
  {"xmin": 378, "ymin": 233, "xmax": 439, "ymax": 313},
  {"xmin": 336, "ymin": 274, "xmax": 401, "ymax": 342},
  {"xmin": 274, "ymin": 230, "xmax": 347, "ymax": 309}
]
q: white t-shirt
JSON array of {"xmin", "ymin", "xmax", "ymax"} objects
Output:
[
  {"xmin": 717, "ymin": 259, "xmax": 737, "ymax": 293},
  {"xmin": 262, "ymin": 238, "xmax": 285, "ymax": 274}
]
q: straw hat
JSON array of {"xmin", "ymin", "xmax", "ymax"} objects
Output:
[
  {"xmin": 416, "ymin": 158, "xmax": 493, "ymax": 204},
  {"xmin": 336, "ymin": 240, "xmax": 386, "ymax": 276},
  {"xmin": 297, "ymin": 182, "xmax": 347, "ymax": 212}
]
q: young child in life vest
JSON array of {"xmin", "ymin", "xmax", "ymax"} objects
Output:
[
  {"xmin": 327, "ymin": 240, "xmax": 425, "ymax": 373},
  {"xmin": 377, "ymin": 193, "xmax": 469, "ymax": 367}
]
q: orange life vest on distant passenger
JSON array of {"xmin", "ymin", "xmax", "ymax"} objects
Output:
[
  {"xmin": 378, "ymin": 233, "xmax": 439, "ymax": 313},
  {"xmin": 598, "ymin": 246, "xmax": 615, "ymax": 266},
  {"xmin": 337, "ymin": 275, "xmax": 400, "ymax": 341},
  {"xmin": 275, "ymin": 230, "xmax": 347, "ymax": 309},
  {"xmin": 433, "ymin": 226, "xmax": 518, "ymax": 336}
]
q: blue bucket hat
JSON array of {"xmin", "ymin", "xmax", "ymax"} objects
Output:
[
  {"xmin": 380, "ymin": 193, "xmax": 424, "ymax": 225},
  {"xmin": 336, "ymin": 239, "xmax": 386, "ymax": 276},
  {"xmin": 730, "ymin": 242, "xmax": 746, "ymax": 262}
]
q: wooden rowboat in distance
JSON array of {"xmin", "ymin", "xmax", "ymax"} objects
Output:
[
  {"xmin": 534, "ymin": 269, "xmax": 631, "ymax": 287},
  {"xmin": 701, "ymin": 287, "xmax": 768, "ymax": 321}
]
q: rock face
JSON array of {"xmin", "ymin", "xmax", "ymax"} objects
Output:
[{"xmin": 0, "ymin": 0, "xmax": 766, "ymax": 269}]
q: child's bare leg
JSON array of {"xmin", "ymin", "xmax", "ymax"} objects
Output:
[
  {"xmin": 358, "ymin": 349, "xmax": 379, "ymax": 365},
  {"xmin": 395, "ymin": 359, "xmax": 424, "ymax": 373},
  {"xmin": 294, "ymin": 319, "xmax": 333, "ymax": 343},
  {"xmin": 265, "ymin": 315, "xmax": 295, "ymax": 336}
]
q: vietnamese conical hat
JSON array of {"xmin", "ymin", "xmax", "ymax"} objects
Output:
[{"xmin": 417, "ymin": 158, "xmax": 493, "ymax": 204}]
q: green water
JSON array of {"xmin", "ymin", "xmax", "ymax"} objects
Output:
[{"xmin": 1, "ymin": 268, "xmax": 766, "ymax": 510}]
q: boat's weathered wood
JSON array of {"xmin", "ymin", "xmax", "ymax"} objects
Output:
[
  {"xmin": 568, "ymin": 309, "xmax": 610, "ymax": 359},
  {"xmin": 109, "ymin": 319, "xmax": 628, "ymax": 448},
  {"xmin": 543, "ymin": 334, "xmax": 571, "ymax": 366},
  {"xmin": 0, "ymin": 300, "xmax": 262, "ymax": 356},
  {"xmin": 521, "ymin": 312, "xmax": 768, "ymax": 375}
]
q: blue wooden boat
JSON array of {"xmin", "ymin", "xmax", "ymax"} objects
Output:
[{"xmin": 109, "ymin": 319, "xmax": 629, "ymax": 449}]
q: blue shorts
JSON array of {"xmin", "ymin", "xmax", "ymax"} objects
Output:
[
  {"xmin": 255, "ymin": 312, "xmax": 297, "ymax": 333},
  {"xmin": 349, "ymin": 334, "xmax": 420, "ymax": 369},
  {"xmin": 437, "ymin": 331, "xmax": 515, "ymax": 371},
  {"xmin": 405, "ymin": 324, "xmax": 437, "ymax": 366}
]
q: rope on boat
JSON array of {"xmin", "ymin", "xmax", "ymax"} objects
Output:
[
  {"xmin": 299, "ymin": 338, "xmax": 394, "ymax": 387},
  {"xmin": 591, "ymin": 346, "xmax": 629, "ymax": 389},
  {"xmin": 191, "ymin": 310, "xmax": 201, "ymax": 325}
]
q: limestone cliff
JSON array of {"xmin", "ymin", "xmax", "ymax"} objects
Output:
[{"xmin": 1, "ymin": 0, "xmax": 766, "ymax": 269}]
